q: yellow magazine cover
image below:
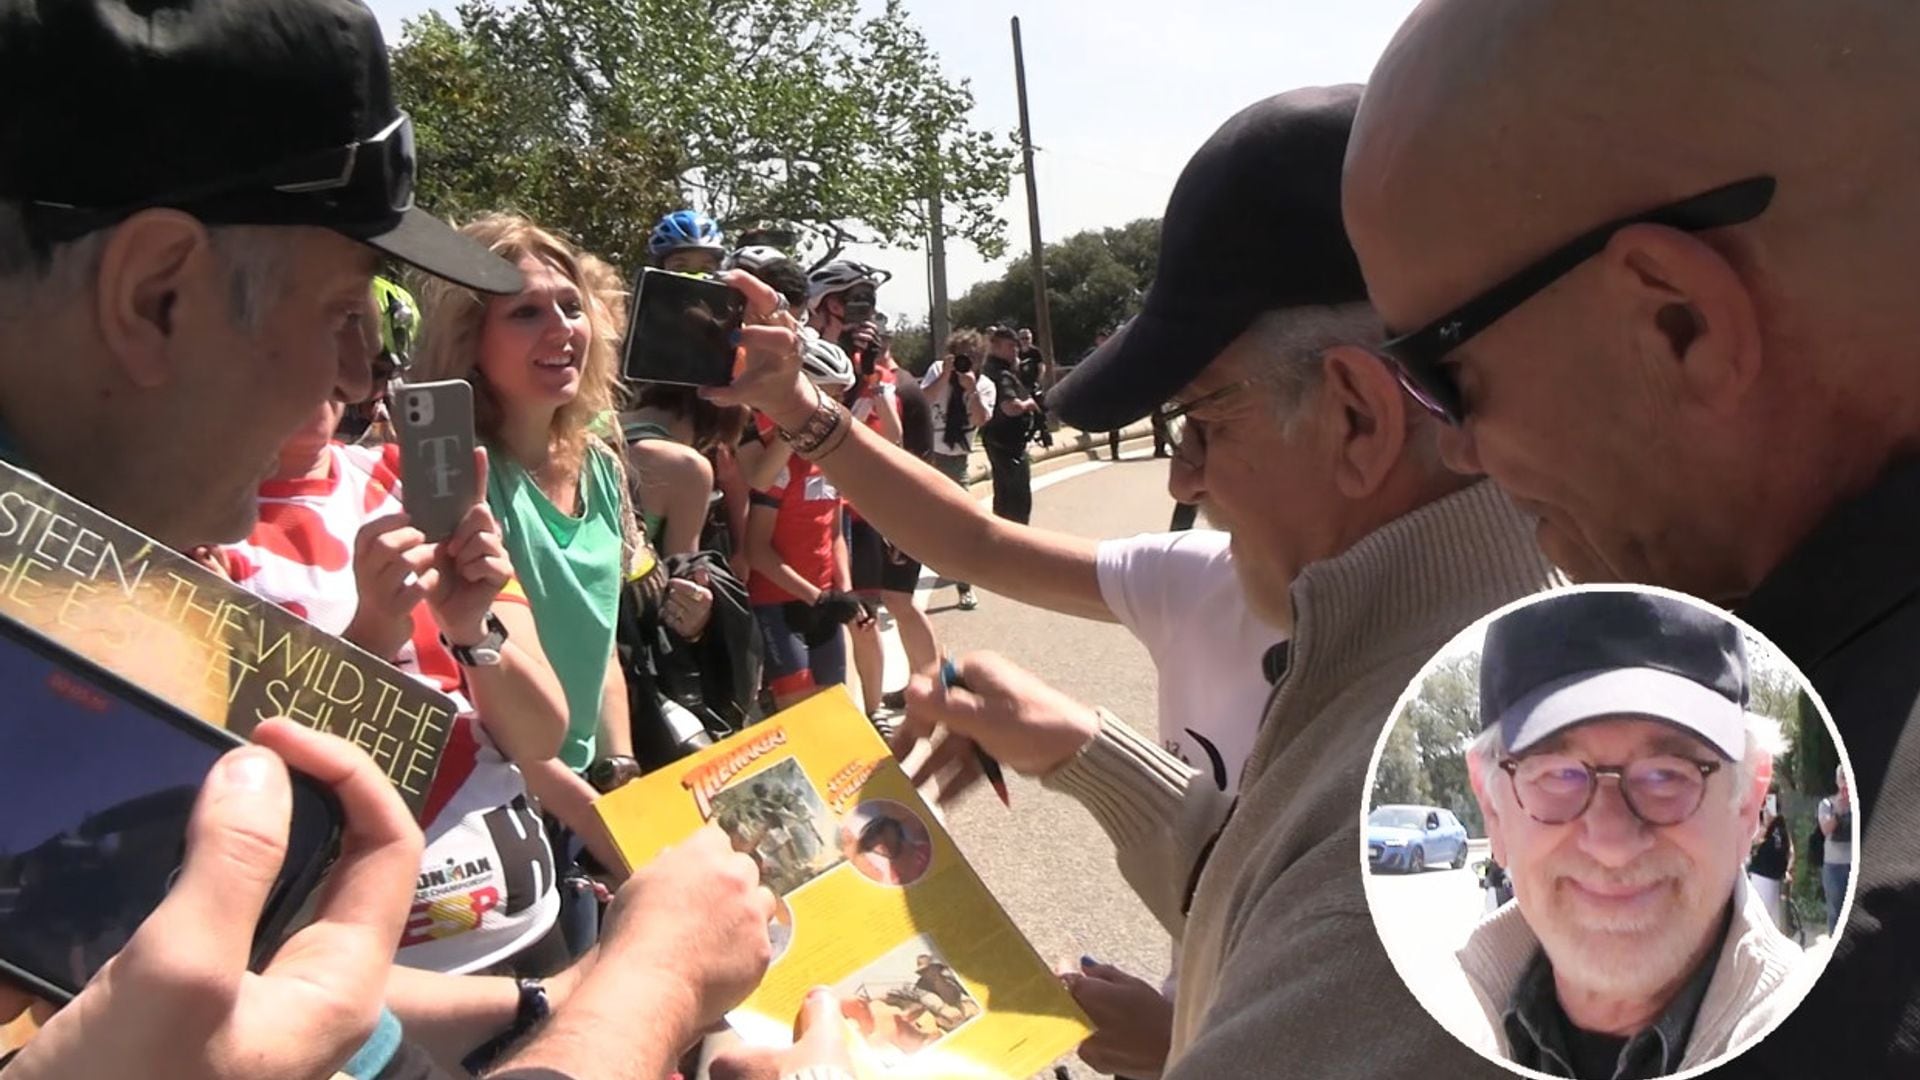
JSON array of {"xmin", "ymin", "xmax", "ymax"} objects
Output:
[{"xmin": 595, "ymin": 690, "xmax": 1092, "ymax": 1079}]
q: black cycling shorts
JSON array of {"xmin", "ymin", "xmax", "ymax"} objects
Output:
[
  {"xmin": 850, "ymin": 517, "xmax": 887, "ymax": 593},
  {"xmin": 880, "ymin": 537, "xmax": 922, "ymax": 594}
]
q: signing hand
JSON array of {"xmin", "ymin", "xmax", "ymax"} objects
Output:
[
  {"xmin": 894, "ymin": 651, "xmax": 1101, "ymax": 802},
  {"xmin": 6, "ymin": 720, "xmax": 422, "ymax": 1080}
]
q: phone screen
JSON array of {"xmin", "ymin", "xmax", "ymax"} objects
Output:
[
  {"xmin": 621, "ymin": 269, "xmax": 746, "ymax": 387},
  {"xmin": 0, "ymin": 620, "xmax": 339, "ymax": 999}
]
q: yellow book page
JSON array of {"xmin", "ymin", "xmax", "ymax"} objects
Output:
[{"xmin": 595, "ymin": 690, "xmax": 1091, "ymax": 1079}]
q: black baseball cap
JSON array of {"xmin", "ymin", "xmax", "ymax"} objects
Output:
[
  {"xmin": 1050, "ymin": 85, "xmax": 1369, "ymax": 432},
  {"xmin": 0, "ymin": 0, "xmax": 521, "ymax": 294},
  {"xmin": 1480, "ymin": 590, "xmax": 1751, "ymax": 761}
]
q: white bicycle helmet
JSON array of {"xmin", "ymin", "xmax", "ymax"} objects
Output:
[
  {"xmin": 805, "ymin": 259, "xmax": 892, "ymax": 310},
  {"xmin": 724, "ymin": 245, "xmax": 788, "ymax": 272},
  {"xmin": 799, "ymin": 328, "xmax": 856, "ymax": 391}
]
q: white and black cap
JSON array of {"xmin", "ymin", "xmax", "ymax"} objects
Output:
[{"xmin": 1480, "ymin": 590, "xmax": 1751, "ymax": 761}]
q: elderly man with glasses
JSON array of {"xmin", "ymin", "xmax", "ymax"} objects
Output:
[
  {"xmin": 709, "ymin": 85, "xmax": 1562, "ymax": 1080},
  {"xmin": 1455, "ymin": 590, "xmax": 1817, "ymax": 1078}
]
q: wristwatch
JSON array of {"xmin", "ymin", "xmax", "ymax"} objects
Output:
[
  {"xmin": 441, "ymin": 611, "xmax": 508, "ymax": 667},
  {"xmin": 587, "ymin": 755, "xmax": 643, "ymax": 794},
  {"xmin": 460, "ymin": 977, "xmax": 550, "ymax": 1074}
]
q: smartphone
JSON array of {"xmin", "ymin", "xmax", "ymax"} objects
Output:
[
  {"xmin": 621, "ymin": 268, "xmax": 746, "ymax": 388},
  {"xmin": 1766, "ymin": 793, "xmax": 1780, "ymax": 817},
  {"xmin": 393, "ymin": 379, "xmax": 478, "ymax": 542},
  {"xmin": 0, "ymin": 615, "xmax": 342, "ymax": 1003}
]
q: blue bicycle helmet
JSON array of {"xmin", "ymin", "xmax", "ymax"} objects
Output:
[{"xmin": 649, "ymin": 210, "xmax": 726, "ymax": 259}]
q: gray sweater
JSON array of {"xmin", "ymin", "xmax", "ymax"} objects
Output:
[{"xmin": 1045, "ymin": 480, "xmax": 1559, "ymax": 1079}]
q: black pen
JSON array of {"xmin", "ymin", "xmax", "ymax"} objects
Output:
[{"xmin": 939, "ymin": 654, "xmax": 1011, "ymax": 808}]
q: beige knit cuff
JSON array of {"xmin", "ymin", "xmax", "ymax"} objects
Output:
[{"xmin": 1043, "ymin": 709, "xmax": 1192, "ymax": 848}]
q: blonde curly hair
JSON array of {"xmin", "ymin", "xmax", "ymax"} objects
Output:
[{"xmin": 409, "ymin": 214, "xmax": 627, "ymax": 474}]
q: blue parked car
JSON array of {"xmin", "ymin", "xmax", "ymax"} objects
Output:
[{"xmin": 1367, "ymin": 804, "xmax": 1470, "ymax": 873}]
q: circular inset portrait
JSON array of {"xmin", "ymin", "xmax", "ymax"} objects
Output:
[
  {"xmin": 841, "ymin": 799, "xmax": 935, "ymax": 887},
  {"xmin": 1362, "ymin": 585, "xmax": 1852, "ymax": 1079}
]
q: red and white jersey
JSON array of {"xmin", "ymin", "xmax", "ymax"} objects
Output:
[
  {"xmin": 844, "ymin": 366, "xmax": 898, "ymax": 526},
  {"xmin": 220, "ymin": 442, "xmax": 558, "ymax": 974},
  {"xmin": 848, "ymin": 365, "xmax": 900, "ymax": 434}
]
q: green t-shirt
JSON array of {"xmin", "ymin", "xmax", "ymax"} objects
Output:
[{"xmin": 488, "ymin": 443, "xmax": 625, "ymax": 771}]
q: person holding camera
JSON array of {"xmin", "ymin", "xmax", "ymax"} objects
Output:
[
  {"xmin": 982, "ymin": 326, "xmax": 1042, "ymax": 525},
  {"xmin": 921, "ymin": 329, "xmax": 995, "ymax": 610}
]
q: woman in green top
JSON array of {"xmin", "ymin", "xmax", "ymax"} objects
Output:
[{"xmin": 411, "ymin": 215, "xmax": 710, "ymax": 866}]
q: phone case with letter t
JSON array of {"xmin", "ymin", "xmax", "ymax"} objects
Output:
[{"xmin": 393, "ymin": 379, "xmax": 478, "ymax": 542}]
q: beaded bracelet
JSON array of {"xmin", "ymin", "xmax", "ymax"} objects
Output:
[{"xmin": 776, "ymin": 383, "xmax": 853, "ymax": 460}]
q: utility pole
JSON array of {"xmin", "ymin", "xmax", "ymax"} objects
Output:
[
  {"xmin": 927, "ymin": 153, "xmax": 951, "ymax": 360},
  {"xmin": 1010, "ymin": 16, "xmax": 1056, "ymax": 371}
]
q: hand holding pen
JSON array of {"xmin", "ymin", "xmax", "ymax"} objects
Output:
[
  {"xmin": 892, "ymin": 650, "xmax": 1105, "ymax": 808},
  {"xmin": 941, "ymin": 655, "xmax": 1011, "ymax": 807}
]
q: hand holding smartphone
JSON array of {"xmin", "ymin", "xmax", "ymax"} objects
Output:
[
  {"xmin": 0, "ymin": 617, "xmax": 344, "ymax": 1005},
  {"xmin": 621, "ymin": 268, "xmax": 747, "ymax": 388},
  {"xmin": 394, "ymin": 379, "xmax": 479, "ymax": 542},
  {"xmin": 3, "ymin": 716, "xmax": 422, "ymax": 1080}
]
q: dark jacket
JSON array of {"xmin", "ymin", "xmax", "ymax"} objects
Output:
[
  {"xmin": 979, "ymin": 359, "xmax": 1032, "ymax": 453},
  {"xmin": 1728, "ymin": 456, "xmax": 1920, "ymax": 1079}
]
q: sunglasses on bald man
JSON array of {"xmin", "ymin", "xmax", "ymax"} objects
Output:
[{"xmin": 1380, "ymin": 175, "xmax": 1777, "ymax": 426}]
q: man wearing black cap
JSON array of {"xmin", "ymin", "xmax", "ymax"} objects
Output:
[
  {"xmin": 711, "ymin": 85, "xmax": 1558, "ymax": 1079},
  {"xmin": 980, "ymin": 325, "xmax": 1041, "ymax": 525},
  {"xmin": 0, "ymin": 2, "xmax": 775, "ymax": 1079},
  {"xmin": 1450, "ymin": 589, "xmax": 1814, "ymax": 1077}
]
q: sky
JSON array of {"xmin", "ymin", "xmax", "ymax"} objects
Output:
[{"xmin": 366, "ymin": 0, "xmax": 1423, "ymax": 323}]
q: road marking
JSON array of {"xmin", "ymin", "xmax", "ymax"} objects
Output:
[{"xmin": 911, "ymin": 449, "xmax": 1162, "ymax": 592}]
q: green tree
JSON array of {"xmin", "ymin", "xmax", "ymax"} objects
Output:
[
  {"xmin": 1372, "ymin": 718, "xmax": 1431, "ymax": 808},
  {"xmin": 888, "ymin": 316, "xmax": 933, "ymax": 375},
  {"xmin": 950, "ymin": 217, "xmax": 1160, "ymax": 362},
  {"xmin": 390, "ymin": 0, "xmax": 1016, "ymax": 272},
  {"xmin": 1788, "ymin": 689, "xmax": 1839, "ymax": 796},
  {"xmin": 1398, "ymin": 654, "xmax": 1486, "ymax": 836}
]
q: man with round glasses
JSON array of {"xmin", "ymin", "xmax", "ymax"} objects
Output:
[{"xmin": 1457, "ymin": 589, "xmax": 1816, "ymax": 1077}]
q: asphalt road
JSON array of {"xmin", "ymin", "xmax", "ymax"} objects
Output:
[
  {"xmin": 1362, "ymin": 840, "xmax": 1493, "ymax": 1020},
  {"xmin": 913, "ymin": 447, "xmax": 1186, "ymax": 1078}
]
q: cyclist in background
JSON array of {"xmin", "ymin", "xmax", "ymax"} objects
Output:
[
  {"xmin": 649, "ymin": 209, "xmax": 727, "ymax": 275},
  {"xmin": 806, "ymin": 261, "xmax": 912, "ymax": 716}
]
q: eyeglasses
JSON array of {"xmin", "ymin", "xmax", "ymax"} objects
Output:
[
  {"xmin": 1499, "ymin": 752, "xmax": 1723, "ymax": 827},
  {"xmin": 1379, "ymin": 175, "xmax": 1778, "ymax": 426},
  {"xmin": 1156, "ymin": 376, "xmax": 1265, "ymax": 469},
  {"xmin": 25, "ymin": 113, "xmax": 418, "ymax": 245}
]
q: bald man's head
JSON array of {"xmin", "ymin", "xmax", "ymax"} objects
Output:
[{"xmin": 1345, "ymin": 0, "xmax": 1920, "ymax": 601}]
